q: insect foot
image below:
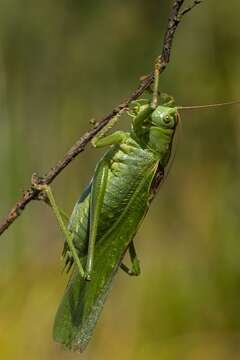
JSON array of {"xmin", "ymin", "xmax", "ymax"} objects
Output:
[
  {"xmin": 31, "ymin": 173, "xmax": 48, "ymax": 195},
  {"xmin": 84, "ymin": 272, "xmax": 92, "ymax": 281}
]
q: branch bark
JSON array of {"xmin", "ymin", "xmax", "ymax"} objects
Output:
[{"xmin": 0, "ymin": 0, "xmax": 201, "ymax": 236}]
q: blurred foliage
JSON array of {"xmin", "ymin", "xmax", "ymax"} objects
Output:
[{"xmin": 0, "ymin": 0, "xmax": 240, "ymax": 359}]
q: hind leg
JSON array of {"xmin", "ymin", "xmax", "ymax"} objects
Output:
[{"xmin": 120, "ymin": 241, "xmax": 141, "ymax": 276}]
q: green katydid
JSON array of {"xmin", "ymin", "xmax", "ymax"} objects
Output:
[{"xmin": 34, "ymin": 60, "xmax": 240, "ymax": 351}]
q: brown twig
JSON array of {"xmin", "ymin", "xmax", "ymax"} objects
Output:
[
  {"xmin": 180, "ymin": 0, "xmax": 202, "ymax": 17},
  {"xmin": 0, "ymin": 0, "xmax": 201, "ymax": 236}
]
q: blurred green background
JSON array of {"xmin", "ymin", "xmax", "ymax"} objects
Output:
[{"xmin": 0, "ymin": 0, "xmax": 240, "ymax": 359}]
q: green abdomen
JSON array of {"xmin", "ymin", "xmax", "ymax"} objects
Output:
[{"xmin": 69, "ymin": 136, "xmax": 158, "ymax": 255}]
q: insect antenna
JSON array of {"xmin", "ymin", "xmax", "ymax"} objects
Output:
[{"xmin": 178, "ymin": 99, "xmax": 240, "ymax": 111}]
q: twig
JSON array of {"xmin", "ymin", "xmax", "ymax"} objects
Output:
[
  {"xmin": 0, "ymin": 0, "xmax": 202, "ymax": 236},
  {"xmin": 180, "ymin": 0, "xmax": 202, "ymax": 17}
]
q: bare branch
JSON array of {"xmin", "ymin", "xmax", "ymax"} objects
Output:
[
  {"xmin": 180, "ymin": 1, "xmax": 202, "ymax": 17},
  {"xmin": 0, "ymin": 0, "xmax": 202, "ymax": 236}
]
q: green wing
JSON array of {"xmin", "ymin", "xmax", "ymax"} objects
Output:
[{"xmin": 53, "ymin": 163, "xmax": 158, "ymax": 352}]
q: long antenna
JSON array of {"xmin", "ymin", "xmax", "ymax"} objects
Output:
[{"xmin": 178, "ymin": 99, "xmax": 240, "ymax": 111}]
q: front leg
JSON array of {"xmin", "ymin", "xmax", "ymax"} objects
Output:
[
  {"xmin": 92, "ymin": 130, "xmax": 128, "ymax": 148},
  {"xmin": 151, "ymin": 55, "xmax": 161, "ymax": 109},
  {"xmin": 91, "ymin": 108, "xmax": 127, "ymax": 147}
]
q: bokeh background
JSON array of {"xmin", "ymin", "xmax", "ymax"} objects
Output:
[{"xmin": 0, "ymin": 1, "xmax": 240, "ymax": 359}]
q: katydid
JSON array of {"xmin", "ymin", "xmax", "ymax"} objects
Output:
[
  {"xmin": 32, "ymin": 61, "xmax": 178, "ymax": 351},
  {"xmin": 34, "ymin": 62, "xmax": 240, "ymax": 351}
]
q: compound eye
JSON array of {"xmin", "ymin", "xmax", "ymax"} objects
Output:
[
  {"xmin": 164, "ymin": 115, "xmax": 173, "ymax": 125},
  {"xmin": 163, "ymin": 114, "xmax": 175, "ymax": 128}
]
